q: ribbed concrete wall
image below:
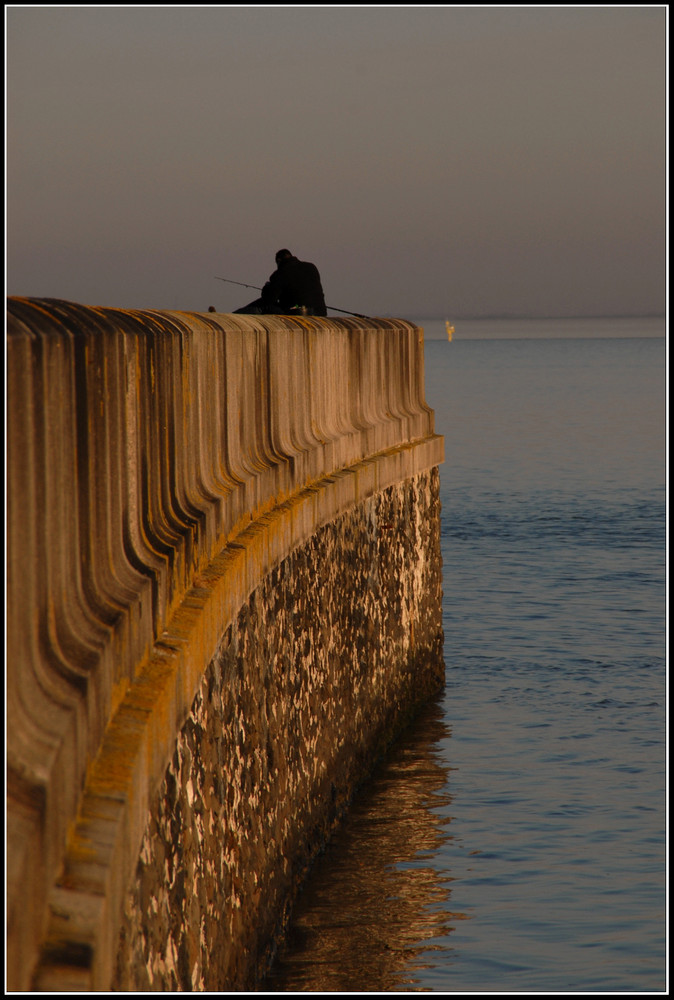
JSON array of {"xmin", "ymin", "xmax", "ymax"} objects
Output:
[{"xmin": 6, "ymin": 298, "xmax": 444, "ymax": 991}]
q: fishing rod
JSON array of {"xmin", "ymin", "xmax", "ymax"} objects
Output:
[{"xmin": 214, "ymin": 276, "xmax": 370, "ymax": 319}]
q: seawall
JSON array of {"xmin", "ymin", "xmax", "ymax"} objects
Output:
[{"xmin": 6, "ymin": 299, "xmax": 444, "ymax": 991}]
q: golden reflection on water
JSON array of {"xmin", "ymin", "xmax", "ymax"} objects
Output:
[{"xmin": 263, "ymin": 699, "xmax": 466, "ymax": 992}]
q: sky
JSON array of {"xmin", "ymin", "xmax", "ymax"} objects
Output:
[{"xmin": 5, "ymin": 5, "xmax": 668, "ymax": 319}]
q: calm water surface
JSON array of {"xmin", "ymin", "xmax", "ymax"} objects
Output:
[{"xmin": 263, "ymin": 319, "xmax": 667, "ymax": 993}]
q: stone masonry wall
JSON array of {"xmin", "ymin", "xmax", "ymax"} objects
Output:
[
  {"xmin": 113, "ymin": 470, "xmax": 443, "ymax": 991},
  {"xmin": 8, "ymin": 300, "xmax": 443, "ymax": 990}
]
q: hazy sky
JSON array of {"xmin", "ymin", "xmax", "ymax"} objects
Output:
[{"xmin": 6, "ymin": 6, "xmax": 667, "ymax": 318}]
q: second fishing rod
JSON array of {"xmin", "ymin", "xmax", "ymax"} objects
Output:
[{"xmin": 214, "ymin": 276, "xmax": 370, "ymax": 319}]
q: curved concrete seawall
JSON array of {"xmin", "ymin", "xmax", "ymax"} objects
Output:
[{"xmin": 7, "ymin": 298, "xmax": 444, "ymax": 991}]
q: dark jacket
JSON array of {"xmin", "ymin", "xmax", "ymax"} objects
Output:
[{"xmin": 261, "ymin": 256, "xmax": 327, "ymax": 316}]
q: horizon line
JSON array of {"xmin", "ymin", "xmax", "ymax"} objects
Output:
[{"xmin": 405, "ymin": 312, "xmax": 666, "ymax": 322}]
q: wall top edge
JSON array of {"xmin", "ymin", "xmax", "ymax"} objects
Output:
[{"xmin": 7, "ymin": 296, "xmax": 423, "ymax": 335}]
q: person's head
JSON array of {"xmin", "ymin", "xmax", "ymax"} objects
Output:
[{"xmin": 275, "ymin": 248, "xmax": 293, "ymax": 265}]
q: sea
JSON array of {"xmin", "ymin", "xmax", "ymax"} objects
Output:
[{"xmin": 262, "ymin": 316, "xmax": 667, "ymax": 994}]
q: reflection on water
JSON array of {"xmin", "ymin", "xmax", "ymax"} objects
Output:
[
  {"xmin": 260, "ymin": 330, "xmax": 665, "ymax": 992},
  {"xmin": 263, "ymin": 699, "xmax": 465, "ymax": 992}
]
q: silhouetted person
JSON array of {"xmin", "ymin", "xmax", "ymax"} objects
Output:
[{"xmin": 235, "ymin": 249, "xmax": 327, "ymax": 316}]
